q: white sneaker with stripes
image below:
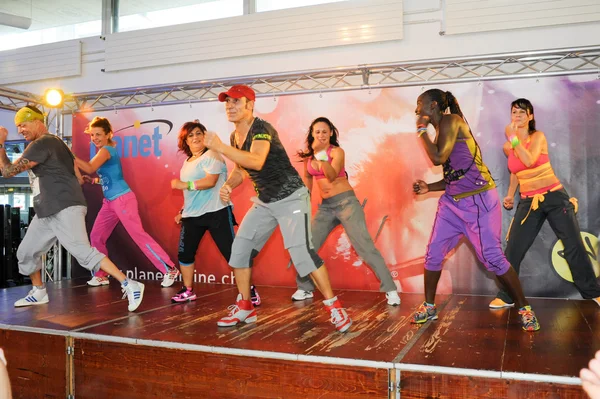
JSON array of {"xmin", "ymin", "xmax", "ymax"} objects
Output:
[
  {"xmin": 122, "ymin": 281, "xmax": 145, "ymax": 312},
  {"xmin": 14, "ymin": 286, "xmax": 49, "ymax": 307}
]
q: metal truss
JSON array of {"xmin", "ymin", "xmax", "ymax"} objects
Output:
[
  {"xmin": 41, "ymin": 242, "xmax": 71, "ymax": 283},
  {"xmin": 61, "ymin": 45, "xmax": 600, "ymax": 113},
  {"xmin": 2, "ymin": 46, "xmax": 599, "ymax": 114},
  {"xmin": 41, "ymin": 243, "xmax": 57, "ymax": 283},
  {"xmin": 0, "ymin": 87, "xmax": 42, "ymax": 112}
]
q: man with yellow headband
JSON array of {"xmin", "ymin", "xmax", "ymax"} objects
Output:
[{"xmin": 0, "ymin": 105, "xmax": 145, "ymax": 312}]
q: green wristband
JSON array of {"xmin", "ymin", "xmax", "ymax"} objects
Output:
[{"xmin": 510, "ymin": 135, "xmax": 520, "ymax": 148}]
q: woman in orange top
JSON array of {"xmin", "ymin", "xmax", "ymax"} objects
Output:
[{"xmin": 490, "ymin": 98, "xmax": 600, "ymax": 308}]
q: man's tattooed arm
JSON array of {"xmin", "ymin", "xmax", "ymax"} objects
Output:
[{"xmin": 0, "ymin": 152, "xmax": 37, "ymax": 178}]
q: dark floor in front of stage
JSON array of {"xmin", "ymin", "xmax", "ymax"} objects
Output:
[{"xmin": 1, "ymin": 279, "xmax": 598, "ymax": 378}]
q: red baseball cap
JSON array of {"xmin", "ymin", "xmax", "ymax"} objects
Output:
[{"xmin": 218, "ymin": 85, "xmax": 256, "ymax": 102}]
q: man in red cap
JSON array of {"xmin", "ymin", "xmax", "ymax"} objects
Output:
[{"xmin": 204, "ymin": 85, "xmax": 352, "ymax": 332}]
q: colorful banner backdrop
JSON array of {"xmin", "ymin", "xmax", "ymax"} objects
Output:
[{"xmin": 72, "ymin": 76, "xmax": 600, "ymax": 299}]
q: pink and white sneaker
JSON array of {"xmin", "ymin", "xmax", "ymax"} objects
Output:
[
  {"xmin": 171, "ymin": 287, "xmax": 197, "ymax": 303},
  {"xmin": 161, "ymin": 268, "xmax": 180, "ymax": 288},
  {"xmin": 250, "ymin": 285, "xmax": 261, "ymax": 306},
  {"xmin": 217, "ymin": 294, "xmax": 257, "ymax": 327},
  {"xmin": 323, "ymin": 296, "xmax": 352, "ymax": 332},
  {"xmin": 87, "ymin": 276, "xmax": 109, "ymax": 287}
]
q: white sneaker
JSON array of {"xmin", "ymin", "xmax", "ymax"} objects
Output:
[
  {"xmin": 14, "ymin": 287, "xmax": 49, "ymax": 307},
  {"xmin": 291, "ymin": 289, "xmax": 314, "ymax": 301},
  {"xmin": 87, "ymin": 276, "xmax": 109, "ymax": 286},
  {"xmin": 121, "ymin": 281, "xmax": 145, "ymax": 312},
  {"xmin": 386, "ymin": 290, "xmax": 401, "ymax": 306},
  {"xmin": 161, "ymin": 268, "xmax": 180, "ymax": 288}
]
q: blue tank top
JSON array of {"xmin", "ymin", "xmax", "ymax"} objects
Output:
[
  {"xmin": 97, "ymin": 146, "xmax": 131, "ymax": 201},
  {"xmin": 443, "ymin": 136, "xmax": 495, "ymax": 199}
]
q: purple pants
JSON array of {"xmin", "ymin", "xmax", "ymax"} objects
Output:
[
  {"xmin": 92, "ymin": 191, "xmax": 174, "ymax": 277},
  {"xmin": 425, "ymin": 188, "xmax": 510, "ymax": 276}
]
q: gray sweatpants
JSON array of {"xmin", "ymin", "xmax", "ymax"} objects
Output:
[
  {"xmin": 296, "ymin": 190, "xmax": 396, "ymax": 292},
  {"xmin": 229, "ymin": 187, "xmax": 323, "ymax": 277},
  {"xmin": 17, "ymin": 205, "xmax": 105, "ymax": 276}
]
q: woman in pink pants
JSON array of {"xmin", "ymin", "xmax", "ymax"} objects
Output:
[{"xmin": 75, "ymin": 117, "xmax": 178, "ymax": 287}]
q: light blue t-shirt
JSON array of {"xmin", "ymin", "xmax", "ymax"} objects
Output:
[
  {"xmin": 181, "ymin": 150, "xmax": 230, "ymax": 218},
  {"xmin": 97, "ymin": 146, "xmax": 131, "ymax": 201}
]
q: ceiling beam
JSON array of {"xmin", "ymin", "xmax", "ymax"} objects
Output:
[{"xmin": 0, "ymin": 11, "xmax": 31, "ymax": 29}]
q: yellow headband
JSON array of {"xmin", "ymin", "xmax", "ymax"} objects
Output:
[{"xmin": 14, "ymin": 107, "xmax": 44, "ymax": 126}]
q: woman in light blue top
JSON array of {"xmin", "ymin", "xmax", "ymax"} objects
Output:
[{"xmin": 170, "ymin": 121, "xmax": 260, "ymax": 304}]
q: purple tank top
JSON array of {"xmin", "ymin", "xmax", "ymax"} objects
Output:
[{"xmin": 443, "ymin": 137, "xmax": 495, "ymax": 199}]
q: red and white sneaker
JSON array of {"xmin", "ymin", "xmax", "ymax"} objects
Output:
[
  {"xmin": 217, "ymin": 294, "xmax": 257, "ymax": 327},
  {"xmin": 161, "ymin": 268, "xmax": 180, "ymax": 288},
  {"xmin": 323, "ymin": 296, "xmax": 352, "ymax": 332}
]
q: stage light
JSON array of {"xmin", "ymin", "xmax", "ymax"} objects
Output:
[{"xmin": 44, "ymin": 89, "xmax": 64, "ymax": 108}]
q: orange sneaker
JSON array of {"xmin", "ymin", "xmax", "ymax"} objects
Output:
[
  {"xmin": 489, "ymin": 297, "xmax": 515, "ymax": 309},
  {"xmin": 593, "ymin": 297, "xmax": 600, "ymax": 307}
]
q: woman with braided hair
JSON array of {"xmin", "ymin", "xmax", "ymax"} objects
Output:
[{"xmin": 411, "ymin": 89, "xmax": 540, "ymax": 332}]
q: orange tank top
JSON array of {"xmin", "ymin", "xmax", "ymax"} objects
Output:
[{"xmin": 507, "ymin": 141, "xmax": 561, "ymax": 197}]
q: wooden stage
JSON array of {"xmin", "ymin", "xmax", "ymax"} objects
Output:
[{"xmin": 0, "ymin": 279, "xmax": 597, "ymax": 399}]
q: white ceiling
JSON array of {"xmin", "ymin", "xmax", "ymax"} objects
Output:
[{"xmin": 0, "ymin": 0, "xmax": 219, "ymax": 34}]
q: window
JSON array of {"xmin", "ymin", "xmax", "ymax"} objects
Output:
[
  {"xmin": 0, "ymin": 0, "xmax": 102, "ymax": 52},
  {"xmin": 0, "ymin": 0, "xmax": 347, "ymax": 52},
  {"xmin": 13, "ymin": 193, "xmax": 26, "ymax": 210},
  {"xmin": 256, "ymin": 0, "xmax": 349, "ymax": 12},
  {"xmin": 5, "ymin": 141, "xmax": 29, "ymax": 178},
  {"xmin": 118, "ymin": 0, "xmax": 243, "ymax": 33}
]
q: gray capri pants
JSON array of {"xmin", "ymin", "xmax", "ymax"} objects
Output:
[
  {"xmin": 229, "ymin": 187, "xmax": 324, "ymax": 277},
  {"xmin": 17, "ymin": 205, "xmax": 105, "ymax": 276}
]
